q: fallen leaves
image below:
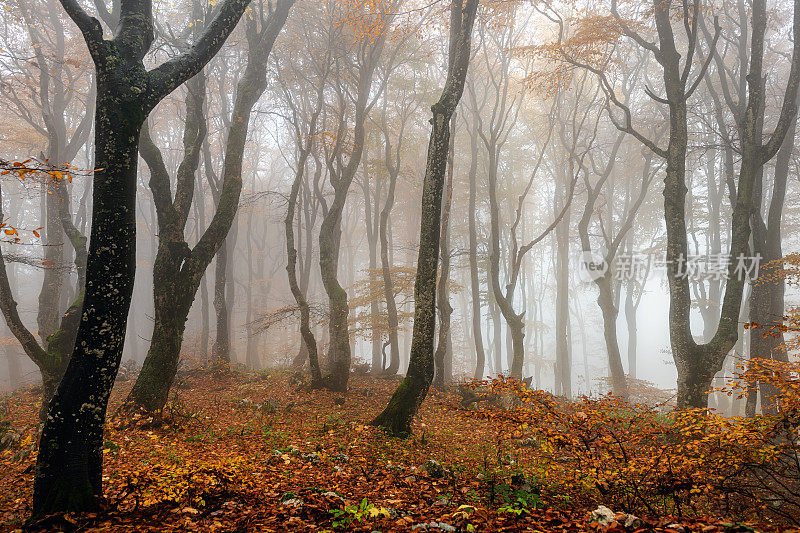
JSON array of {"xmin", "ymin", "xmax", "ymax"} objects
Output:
[{"xmin": 0, "ymin": 372, "xmax": 797, "ymax": 531}]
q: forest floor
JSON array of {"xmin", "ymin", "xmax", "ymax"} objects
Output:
[{"xmin": 0, "ymin": 370, "xmax": 795, "ymax": 532}]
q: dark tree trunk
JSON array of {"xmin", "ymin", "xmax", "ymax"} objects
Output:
[
  {"xmin": 596, "ymin": 276, "xmax": 627, "ymax": 397},
  {"xmin": 128, "ymin": 70, "xmax": 208, "ymax": 410},
  {"xmin": 34, "ymin": 76, "xmax": 144, "ymax": 513},
  {"xmin": 660, "ymin": 0, "xmax": 800, "ymax": 409},
  {"xmin": 128, "ymin": 3, "xmax": 294, "ymax": 412},
  {"xmin": 33, "ymin": 0, "xmax": 258, "ymax": 514},
  {"xmin": 372, "ymin": 0, "xmax": 478, "ymax": 436},
  {"xmin": 748, "ymin": 94, "xmax": 796, "ymax": 414}
]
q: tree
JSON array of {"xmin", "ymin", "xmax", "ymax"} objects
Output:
[
  {"xmin": 376, "ymin": 78, "xmax": 420, "ymax": 376},
  {"xmin": 372, "ymin": 0, "xmax": 479, "ymax": 436},
  {"xmin": 465, "ymin": 86, "xmax": 486, "ymax": 380},
  {"xmin": 700, "ymin": 0, "xmax": 800, "ymax": 414},
  {"xmin": 282, "ymin": 40, "xmax": 328, "ymax": 387},
  {"xmin": 127, "ymin": 0, "xmax": 294, "ymax": 413},
  {"xmin": 0, "ymin": 0, "xmax": 94, "ymax": 416},
  {"xmin": 559, "ymin": 0, "xmax": 800, "ymax": 408},
  {"xmin": 317, "ymin": 1, "xmax": 391, "ymax": 392},
  {"xmin": 0, "ymin": 169, "xmax": 86, "ymax": 420},
  {"xmin": 433, "ymin": 113, "xmax": 456, "ymax": 390},
  {"xmin": 33, "ymin": 0, "xmax": 254, "ymax": 516}
]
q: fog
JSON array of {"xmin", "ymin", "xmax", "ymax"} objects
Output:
[{"xmin": 1, "ymin": 0, "xmax": 799, "ymax": 416}]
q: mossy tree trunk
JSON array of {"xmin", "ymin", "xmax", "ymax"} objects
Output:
[
  {"xmin": 128, "ymin": 2, "xmax": 294, "ymax": 412},
  {"xmin": 372, "ymin": 0, "xmax": 478, "ymax": 436},
  {"xmin": 33, "ymin": 0, "xmax": 253, "ymax": 516}
]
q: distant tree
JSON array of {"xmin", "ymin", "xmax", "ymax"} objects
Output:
[
  {"xmin": 376, "ymin": 79, "xmax": 421, "ymax": 375},
  {"xmin": 0, "ymin": 167, "xmax": 86, "ymax": 420},
  {"xmin": 281, "ymin": 38, "xmax": 329, "ymax": 387},
  {"xmin": 317, "ymin": 1, "xmax": 391, "ymax": 392},
  {"xmin": 552, "ymin": 0, "xmax": 800, "ymax": 408}
]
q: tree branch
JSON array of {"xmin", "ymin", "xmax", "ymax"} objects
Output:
[
  {"xmin": 146, "ymin": 0, "xmax": 257, "ymax": 107},
  {"xmin": 56, "ymin": 0, "xmax": 105, "ymax": 58}
]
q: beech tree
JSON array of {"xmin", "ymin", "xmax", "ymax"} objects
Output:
[
  {"xmin": 376, "ymin": 77, "xmax": 421, "ymax": 376},
  {"xmin": 700, "ymin": 0, "xmax": 800, "ymax": 414},
  {"xmin": 0, "ymin": 0, "xmax": 93, "ymax": 418},
  {"xmin": 127, "ymin": 0, "xmax": 294, "ymax": 412},
  {"xmin": 280, "ymin": 29, "xmax": 329, "ymax": 386},
  {"xmin": 33, "ymin": 0, "xmax": 255, "ymax": 515},
  {"xmin": 372, "ymin": 0, "xmax": 479, "ymax": 436},
  {"xmin": 574, "ymin": 0, "xmax": 800, "ymax": 408},
  {"xmin": 317, "ymin": 1, "xmax": 391, "ymax": 391}
]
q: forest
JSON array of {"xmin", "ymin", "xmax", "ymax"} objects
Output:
[{"xmin": 2, "ymin": 0, "xmax": 800, "ymax": 530}]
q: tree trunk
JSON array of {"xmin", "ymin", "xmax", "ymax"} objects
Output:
[
  {"xmin": 466, "ymin": 112, "xmax": 485, "ymax": 380},
  {"xmin": 554, "ymin": 177, "xmax": 571, "ymax": 397},
  {"xmin": 34, "ymin": 81, "xmax": 143, "ymax": 513},
  {"xmin": 372, "ymin": 0, "xmax": 478, "ymax": 436},
  {"xmin": 319, "ymin": 210, "xmax": 349, "ymax": 390},
  {"xmin": 596, "ymin": 275, "xmax": 627, "ymax": 397},
  {"xmin": 379, "ymin": 143, "xmax": 401, "ymax": 376},
  {"xmin": 624, "ymin": 278, "xmax": 638, "ymax": 379},
  {"xmin": 650, "ymin": 0, "xmax": 800, "ymax": 409},
  {"xmin": 362, "ymin": 162, "xmax": 383, "ymax": 374},
  {"xmin": 433, "ymin": 114, "xmax": 456, "ymax": 390},
  {"xmin": 318, "ymin": 33, "xmax": 385, "ymax": 393},
  {"xmin": 285, "ymin": 88, "xmax": 324, "ymax": 386},
  {"xmin": 127, "ymin": 3, "xmax": 294, "ymax": 412},
  {"xmin": 212, "ymin": 238, "xmax": 231, "ymax": 366}
]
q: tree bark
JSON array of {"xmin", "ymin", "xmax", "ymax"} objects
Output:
[
  {"xmin": 128, "ymin": 2, "xmax": 294, "ymax": 412},
  {"xmin": 33, "ymin": 0, "xmax": 256, "ymax": 514},
  {"xmin": 372, "ymin": 0, "xmax": 478, "ymax": 436}
]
